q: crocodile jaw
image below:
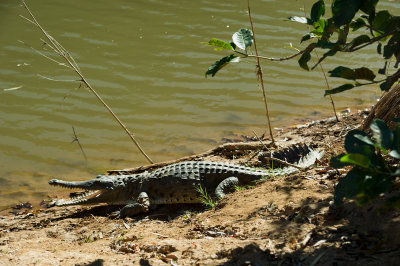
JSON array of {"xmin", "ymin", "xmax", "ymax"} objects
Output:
[
  {"xmin": 52, "ymin": 190, "xmax": 104, "ymax": 206},
  {"xmin": 49, "ymin": 178, "xmax": 128, "ymax": 206}
]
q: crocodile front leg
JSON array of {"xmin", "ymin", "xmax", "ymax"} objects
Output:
[
  {"xmin": 119, "ymin": 192, "xmax": 150, "ymax": 218},
  {"xmin": 215, "ymin": 176, "xmax": 239, "ymax": 200}
]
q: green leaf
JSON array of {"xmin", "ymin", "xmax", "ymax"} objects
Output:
[
  {"xmin": 348, "ymin": 35, "xmax": 371, "ymax": 49},
  {"xmin": 383, "ymin": 42, "xmax": 395, "ymax": 60},
  {"xmin": 389, "ymin": 150, "xmax": 400, "ymax": 159},
  {"xmin": 232, "ymin": 29, "xmax": 253, "ymax": 50},
  {"xmin": 370, "ymin": 119, "xmax": 393, "ymax": 150},
  {"xmin": 332, "ymin": 0, "xmax": 362, "ymax": 27},
  {"xmin": 335, "ymin": 168, "xmax": 393, "ymax": 206},
  {"xmin": 378, "ymin": 61, "xmax": 387, "ymax": 75},
  {"xmin": 328, "ymin": 66, "xmax": 375, "ymax": 81},
  {"xmin": 372, "ymin": 11, "xmax": 393, "ymax": 32},
  {"xmin": 202, "ymin": 38, "xmax": 234, "ymax": 51},
  {"xmin": 344, "ymin": 130, "xmax": 374, "ymax": 154},
  {"xmin": 383, "ymin": 33, "xmax": 400, "ymax": 61},
  {"xmin": 390, "ymin": 124, "xmax": 400, "ymax": 157},
  {"xmin": 330, "ymin": 153, "xmax": 350, "ymax": 168},
  {"xmin": 361, "ymin": 172, "xmax": 393, "ymax": 202},
  {"xmin": 377, "ymin": 43, "xmax": 382, "ymax": 54},
  {"xmin": 350, "ymin": 18, "xmax": 367, "ymax": 31},
  {"xmin": 334, "ymin": 169, "xmax": 367, "ymax": 205},
  {"xmin": 311, "ymin": 0, "xmax": 325, "ymax": 23},
  {"xmin": 340, "ymin": 153, "xmax": 371, "ymax": 168},
  {"xmin": 298, "ymin": 52, "xmax": 311, "ymax": 71},
  {"xmin": 380, "ymin": 76, "xmax": 395, "ymax": 91},
  {"xmin": 325, "ymin": 84, "xmax": 354, "ymax": 95},
  {"xmin": 354, "ymin": 134, "xmax": 375, "ymax": 146},
  {"xmin": 329, "ymin": 66, "xmax": 355, "ymax": 79},
  {"xmin": 391, "ymin": 169, "xmax": 400, "ymax": 177},
  {"xmin": 205, "ymin": 54, "xmax": 238, "ymax": 77},
  {"xmin": 315, "ymin": 40, "xmax": 336, "ymax": 49},
  {"xmin": 311, "ymin": 19, "xmax": 326, "ymax": 37},
  {"xmin": 353, "ymin": 67, "xmax": 376, "ymax": 81},
  {"xmin": 360, "ymin": 0, "xmax": 378, "ymax": 15},
  {"xmin": 288, "ymin": 16, "xmax": 311, "ymax": 24},
  {"xmin": 371, "ymin": 151, "xmax": 390, "ymax": 171},
  {"xmin": 301, "ymin": 33, "xmax": 314, "ymax": 43},
  {"xmin": 322, "ymin": 47, "xmax": 338, "ymax": 58}
]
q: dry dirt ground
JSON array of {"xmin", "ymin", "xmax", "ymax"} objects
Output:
[{"xmin": 1, "ymin": 111, "xmax": 400, "ymax": 265}]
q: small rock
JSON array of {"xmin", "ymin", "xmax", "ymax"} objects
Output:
[
  {"xmin": 160, "ymin": 254, "xmax": 178, "ymax": 263},
  {"xmin": 158, "ymin": 244, "xmax": 177, "ymax": 254}
]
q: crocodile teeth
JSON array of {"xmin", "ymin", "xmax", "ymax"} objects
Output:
[{"xmin": 55, "ymin": 190, "xmax": 101, "ymax": 206}]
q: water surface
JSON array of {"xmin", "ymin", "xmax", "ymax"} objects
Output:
[{"xmin": 0, "ymin": 0, "xmax": 396, "ymax": 207}]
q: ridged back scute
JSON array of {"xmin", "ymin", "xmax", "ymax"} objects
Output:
[
  {"xmin": 150, "ymin": 161, "xmax": 202, "ymax": 180},
  {"xmin": 149, "ymin": 161, "xmax": 268, "ymax": 181}
]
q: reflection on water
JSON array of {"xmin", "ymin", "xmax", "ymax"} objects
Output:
[{"xmin": 0, "ymin": 0, "xmax": 395, "ymax": 207}]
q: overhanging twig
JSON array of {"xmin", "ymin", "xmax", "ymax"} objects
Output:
[
  {"xmin": 247, "ymin": 0, "xmax": 275, "ymax": 145},
  {"xmin": 235, "ymin": 43, "xmax": 315, "ymax": 62},
  {"xmin": 21, "ymin": 0, "xmax": 153, "ymax": 164},
  {"xmin": 314, "ymin": 52, "xmax": 339, "ymax": 122}
]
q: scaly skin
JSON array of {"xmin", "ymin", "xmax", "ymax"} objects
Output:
[{"xmin": 49, "ymin": 148, "xmax": 323, "ymax": 217}]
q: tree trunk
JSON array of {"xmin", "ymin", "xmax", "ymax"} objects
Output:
[{"xmin": 362, "ymin": 83, "xmax": 400, "ymax": 131}]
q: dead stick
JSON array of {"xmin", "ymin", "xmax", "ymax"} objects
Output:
[
  {"xmin": 252, "ymin": 130, "xmax": 270, "ymax": 151},
  {"xmin": 262, "ymin": 156, "xmax": 304, "ymax": 170}
]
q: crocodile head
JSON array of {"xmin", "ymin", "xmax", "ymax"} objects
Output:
[{"xmin": 49, "ymin": 175, "xmax": 140, "ymax": 206}]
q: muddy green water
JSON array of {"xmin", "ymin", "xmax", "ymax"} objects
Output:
[{"xmin": 0, "ymin": 0, "xmax": 398, "ymax": 208}]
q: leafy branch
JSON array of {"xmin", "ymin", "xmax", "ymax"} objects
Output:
[
  {"xmin": 289, "ymin": 0, "xmax": 400, "ymax": 94},
  {"xmin": 205, "ymin": 0, "xmax": 400, "ymax": 101},
  {"xmin": 331, "ymin": 119, "xmax": 400, "ymax": 207},
  {"xmin": 235, "ymin": 43, "xmax": 316, "ymax": 62}
]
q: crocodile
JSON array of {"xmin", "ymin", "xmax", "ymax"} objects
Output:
[{"xmin": 49, "ymin": 145, "xmax": 323, "ymax": 218}]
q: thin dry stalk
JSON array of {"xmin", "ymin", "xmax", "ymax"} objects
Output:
[
  {"xmin": 301, "ymin": 3, "xmax": 339, "ymax": 122},
  {"xmin": 21, "ymin": 0, "xmax": 153, "ymax": 164},
  {"xmin": 252, "ymin": 130, "xmax": 270, "ymax": 151},
  {"xmin": 71, "ymin": 126, "xmax": 88, "ymax": 167},
  {"xmin": 314, "ymin": 52, "xmax": 340, "ymax": 122},
  {"xmin": 247, "ymin": 0, "xmax": 275, "ymax": 145},
  {"xmin": 235, "ymin": 43, "xmax": 315, "ymax": 62}
]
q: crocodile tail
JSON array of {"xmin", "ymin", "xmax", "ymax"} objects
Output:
[{"xmin": 258, "ymin": 143, "xmax": 324, "ymax": 168}]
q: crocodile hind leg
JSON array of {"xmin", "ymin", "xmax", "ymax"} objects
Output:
[
  {"xmin": 215, "ymin": 176, "xmax": 239, "ymax": 200},
  {"xmin": 119, "ymin": 192, "xmax": 150, "ymax": 218}
]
